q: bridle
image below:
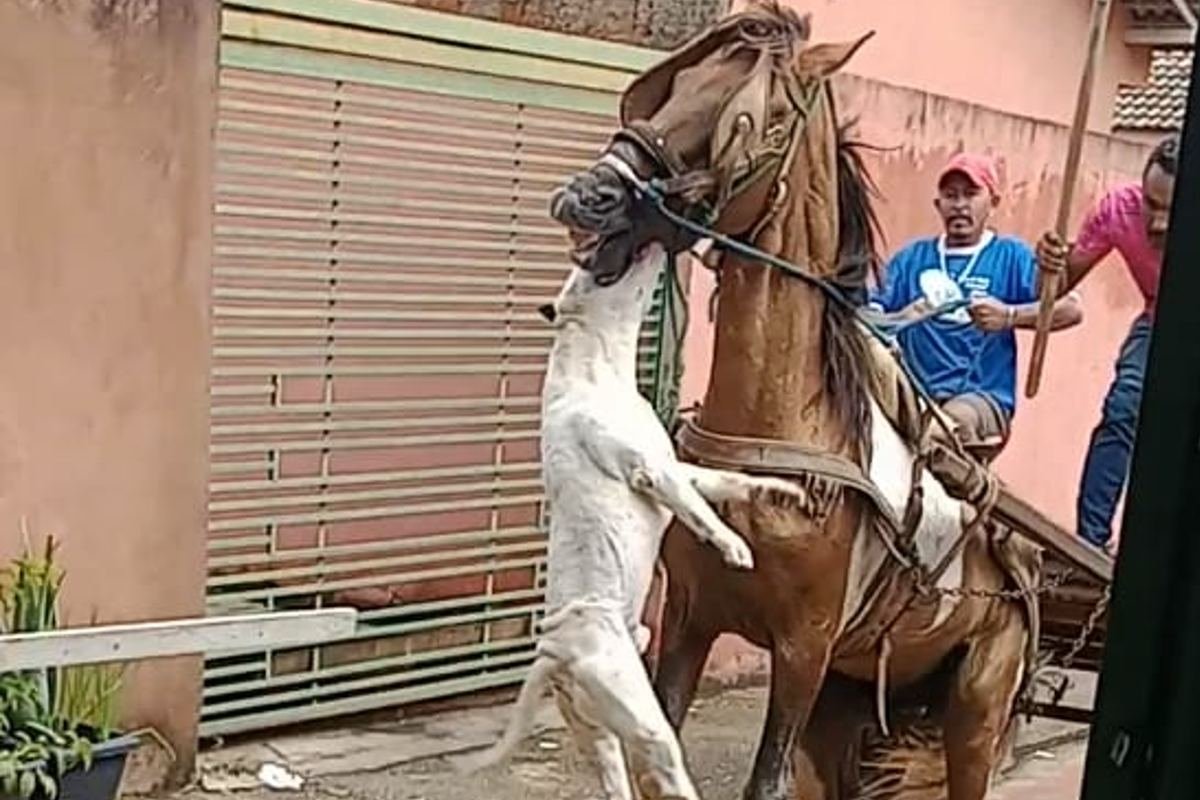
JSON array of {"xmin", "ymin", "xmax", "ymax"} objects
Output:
[{"xmin": 598, "ymin": 56, "xmax": 828, "ymax": 258}]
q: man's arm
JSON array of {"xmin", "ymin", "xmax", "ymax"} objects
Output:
[
  {"xmin": 866, "ymin": 245, "xmax": 933, "ymax": 323},
  {"xmin": 968, "ymin": 240, "xmax": 1086, "ymax": 332},
  {"xmin": 967, "ymin": 292, "xmax": 1084, "ymax": 332},
  {"xmin": 1011, "ymin": 292, "xmax": 1084, "ymax": 330},
  {"xmin": 1036, "ymin": 234, "xmax": 1108, "ymax": 296},
  {"xmin": 1036, "ymin": 193, "xmax": 1116, "ymax": 296}
]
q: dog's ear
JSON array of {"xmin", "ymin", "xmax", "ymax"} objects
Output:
[{"xmin": 538, "ymin": 303, "xmax": 558, "ymax": 324}]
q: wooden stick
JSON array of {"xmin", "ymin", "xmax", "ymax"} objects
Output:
[{"xmin": 1024, "ymin": 0, "xmax": 1113, "ymax": 399}]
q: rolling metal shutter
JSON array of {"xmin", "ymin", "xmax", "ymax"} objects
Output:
[{"xmin": 203, "ymin": 0, "xmax": 680, "ymax": 735}]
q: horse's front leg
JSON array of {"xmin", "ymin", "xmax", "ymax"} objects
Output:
[
  {"xmin": 653, "ymin": 534, "xmax": 718, "ymax": 731},
  {"xmin": 943, "ymin": 602, "xmax": 1029, "ymax": 800},
  {"xmin": 744, "ymin": 628, "xmax": 835, "ymax": 800}
]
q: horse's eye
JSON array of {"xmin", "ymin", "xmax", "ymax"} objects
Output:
[{"xmin": 742, "ymin": 20, "xmax": 769, "ymax": 37}]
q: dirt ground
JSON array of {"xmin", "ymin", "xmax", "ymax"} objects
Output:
[{"xmin": 177, "ymin": 687, "xmax": 1089, "ymax": 800}]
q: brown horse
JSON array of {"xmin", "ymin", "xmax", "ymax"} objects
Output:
[{"xmin": 548, "ymin": 3, "xmax": 1042, "ymax": 800}]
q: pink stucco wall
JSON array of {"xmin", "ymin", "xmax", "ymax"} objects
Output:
[
  {"xmin": 0, "ymin": 1, "xmax": 216, "ymax": 786},
  {"xmin": 736, "ymin": 0, "xmax": 1149, "ymax": 132},
  {"xmin": 683, "ymin": 74, "xmax": 1152, "ymax": 683}
]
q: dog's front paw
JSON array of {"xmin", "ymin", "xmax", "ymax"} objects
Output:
[{"xmin": 719, "ymin": 536, "xmax": 755, "ymax": 570}]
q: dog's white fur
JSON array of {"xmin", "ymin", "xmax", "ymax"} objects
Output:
[{"xmin": 459, "ymin": 245, "xmax": 809, "ymax": 799}]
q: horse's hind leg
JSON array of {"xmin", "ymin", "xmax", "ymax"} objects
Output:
[{"xmin": 943, "ymin": 604, "xmax": 1028, "ymax": 800}]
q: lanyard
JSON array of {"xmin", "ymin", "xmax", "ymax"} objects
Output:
[{"xmin": 937, "ymin": 229, "xmax": 994, "ymax": 289}]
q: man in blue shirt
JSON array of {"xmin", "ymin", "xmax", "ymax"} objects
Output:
[{"xmin": 869, "ymin": 153, "xmax": 1083, "ymax": 456}]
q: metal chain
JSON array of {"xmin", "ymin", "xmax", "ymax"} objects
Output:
[
  {"xmin": 1059, "ymin": 583, "xmax": 1112, "ymax": 670},
  {"xmin": 1018, "ymin": 583, "xmax": 1112, "ymax": 713},
  {"xmin": 914, "ymin": 563, "xmax": 1077, "ymax": 602}
]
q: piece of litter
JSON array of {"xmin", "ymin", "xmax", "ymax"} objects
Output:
[
  {"xmin": 199, "ymin": 768, "xmax": 260, "ymax": 793},
  {"xmin": 537, "ymin": 740, "xmax": 561, "ymax": 751},
  {"xmin": 1034, "ymin": 750, "xmax": 1056, "ymax": 760},
  {"xmin": 258, "ymin": 762, "xmax": 306, "ymax": 791}
]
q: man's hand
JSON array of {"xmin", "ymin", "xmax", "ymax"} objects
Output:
[
  {"xmin": 968, "ymin": 297, "xmax": 1014, "ymax": 332},
  {"xmin": 1036, "ymin": 231, "xmax": 1070, "ymax": 276}
]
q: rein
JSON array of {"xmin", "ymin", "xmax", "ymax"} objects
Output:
[
  {"xmin": 602, "ymin": 72, "xmax": 1005, "ymax": 635},
  {"xmin": 601, "ymin": 147, "xmax": 968, "ymax": 444}
]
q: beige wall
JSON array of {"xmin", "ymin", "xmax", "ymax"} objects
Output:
[
  {"xmin": 0, "ymin": 1, "xmax": 216, "ymax": 786},
  {"xmin": 684, "ymin": 73, "xmax": 1152, "ymax": 682},
  {"xmin": 737, "ymin": 0, "xmax": 1149, "ymax": 131}
]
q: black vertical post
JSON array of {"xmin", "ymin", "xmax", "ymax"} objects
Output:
[{"xmin": 1081, "ymin": 32, "xmax": 1200, "ymax": 800}]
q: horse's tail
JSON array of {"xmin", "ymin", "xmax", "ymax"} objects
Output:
[{"xmin": 454, "ymin": 654, "xmax": 556, "ymax": 774}]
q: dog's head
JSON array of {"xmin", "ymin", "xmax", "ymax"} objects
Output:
[{"xmin": 540, "ymin": 243, "xmax": 668, "ymax": 328}]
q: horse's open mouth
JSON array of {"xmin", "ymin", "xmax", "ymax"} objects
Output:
[
  {"xmin": 567, "ymin": 228, "xmax": 605, "ymax": 268},
  {"xmin": 565, "ymin": 226, "xmax": 638, "ymax": 284}
]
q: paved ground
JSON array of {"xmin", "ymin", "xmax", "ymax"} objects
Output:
[
  {"xmin": 179, "ymin": 683, "xmax": 1092, "ymax": 800},
  {"xmin": 989, "ymin": 742, "xmax": 1087, "ymax": 800}
]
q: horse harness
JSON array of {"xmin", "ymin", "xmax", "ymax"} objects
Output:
[
  {"xmin": 599, "ymin": 32, "xmax": 1002, "ymax": 606},
  {"xmin": 598, "ymin": 20, "xmax": 1026, "ymax": 734}
]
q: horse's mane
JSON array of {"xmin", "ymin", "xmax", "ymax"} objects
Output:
[
  {"xmin": 733, "ymin": 0, "xmax": 882, "ymax": 459},
  {"xmin": 824, "ymin": 105, "xmax": 886, "ymax": 461}
]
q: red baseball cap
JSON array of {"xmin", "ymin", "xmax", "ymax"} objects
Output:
[{"xmin": 938, "ymin": 153, "xmax": 1001, "ymax": 199}]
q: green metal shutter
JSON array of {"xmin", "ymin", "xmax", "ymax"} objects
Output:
[{"xmin": 204, "ymin": 0, "xmax": 679, "ymax": 735}]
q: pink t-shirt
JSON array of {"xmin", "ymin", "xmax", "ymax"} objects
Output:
[{"xmin": 1073, "ymin": 182, "xmax": 1162, "ymax": 315}]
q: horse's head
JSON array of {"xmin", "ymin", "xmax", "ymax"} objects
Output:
[{"xmin": 550, "ymin": 0, "xmax": 872, "ymax": 285}]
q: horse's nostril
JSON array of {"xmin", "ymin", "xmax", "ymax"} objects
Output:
[{"xmin": 583, "ymin": 184, "xmax": 622, "ymax": 212}]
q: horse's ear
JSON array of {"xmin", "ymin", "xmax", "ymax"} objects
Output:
[{"xmin": 794, "ymin": 31, "xmax": 875, "ymax": 79}]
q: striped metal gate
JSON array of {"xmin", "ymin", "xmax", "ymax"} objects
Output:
[{"xmin": 203, "ymin": 0, "xmax": 681, "ymax": 735}]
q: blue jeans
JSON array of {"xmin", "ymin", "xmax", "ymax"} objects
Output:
[{"xmin": 1076, "ymin": 314, "xmax": 1152, "ymax": 547}]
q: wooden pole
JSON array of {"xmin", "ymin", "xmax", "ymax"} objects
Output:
[{"xmin": 1024, "ymin": 0, "xmax": 1113, "ymax": 399}]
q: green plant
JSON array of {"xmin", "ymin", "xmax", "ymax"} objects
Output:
[
  {"xmin": 0, "ymin": 532, "xmax": 122, "ymax": 799},
  {"xmin": 0, "ymin": 674, "xmax": 93, "ymax": 800},
  {"xmin": 54, "ymin": 663, "xmax": 123, "ymax": 740}
]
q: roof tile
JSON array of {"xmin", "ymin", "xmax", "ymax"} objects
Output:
[{"xmin": 1114, "ymin": 48, "xmax": 1192, "ymax": 131}]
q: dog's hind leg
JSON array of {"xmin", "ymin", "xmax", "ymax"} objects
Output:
[
  {"xmin": 630, "ymin": 465, "xmax": 754, "ymax": 570},
  {"xmin": 677, "ymin": 463, "xmax": 808, "ymax": 507},
  {"xmin": 570, "ymin": 629, "xmax": 700, "ymax": 800},
  {"xmin": 554, "ymin": 684, "xmax": 634, "ymax": 800},
  {"xmin": 456, "ymin": 656, "xmax": 555, "ymax": 773}
]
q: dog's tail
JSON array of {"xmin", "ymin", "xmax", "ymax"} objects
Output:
[{"xmin": 454, "ymin": 654, "xmax": 556, "ymax": 774}]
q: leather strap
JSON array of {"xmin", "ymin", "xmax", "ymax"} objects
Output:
[{"xmin": 676, "ymin": 418, "xmax": 903, "ymax": 537}]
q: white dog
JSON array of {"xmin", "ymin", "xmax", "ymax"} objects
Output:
[{"xmin": 460, "ymin": 245, "xmax": 808, "ymax": 799}]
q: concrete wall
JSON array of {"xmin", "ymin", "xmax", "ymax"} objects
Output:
[
  {"xmin": 684, "ymin": 74, "xmax": 1151, "ymax": 683},
  {"xmin": 741, "ymin": 0, "xmax": 1149, "ymax": 132},
  {"xmin": 401, "ymin": 0, "xmax": 728, "ymax": 48},
  {"xmin": 0, "ymin": 0, "xmax": 216, "ymax": 787}
]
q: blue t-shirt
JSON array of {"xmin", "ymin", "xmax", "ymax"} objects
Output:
[{"xmin": 869, "ymin": 232, "xmax": 1039, "ymax": 417}]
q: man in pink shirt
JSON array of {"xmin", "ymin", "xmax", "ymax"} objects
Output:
[{"xmin": 1037, "ymin": 135, "xmax": 1179, "ymax": 550}]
